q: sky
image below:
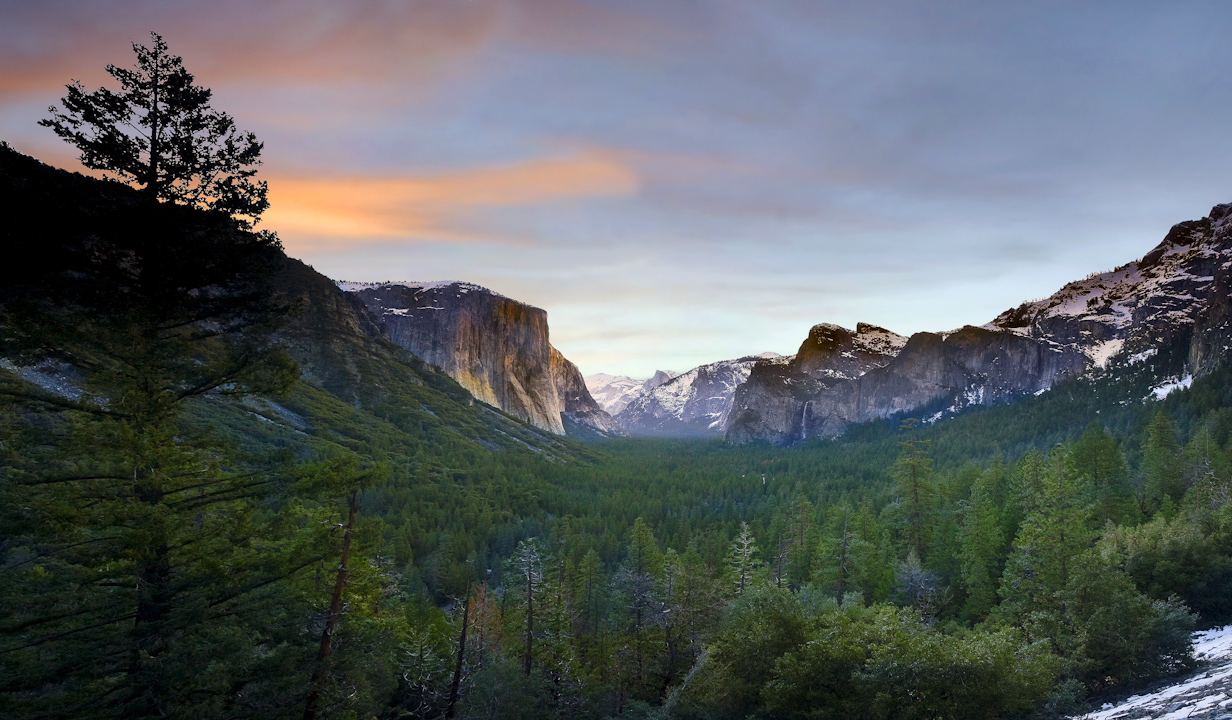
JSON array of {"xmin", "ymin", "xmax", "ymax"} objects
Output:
[{"xmin": 3, "ymin": 1, "xmax": 1232, "ymax": 378}]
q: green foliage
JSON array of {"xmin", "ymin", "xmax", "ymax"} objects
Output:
[
  {"xmin": 996, "ymin": 447, "xmax": 1094, "ymax": 642},
  {"xmin": 668, "ymin": 587, "xmax": 1059, "ymax": 720},
  {"xmin": 1142, "ymin": 411, "xmax": 1185, "ymax": 514},
  {"xmin": 1071, "ymin": 422, "xmax": 1139, "ymax": 526},
  {"xmin": 888, "ymin": 426, "xmax": 937, "ymax": 561},
  {"xmin": 1098, "ymin": 509, "xmax": 1232, "ymax": 623},
  {"xmin": 959, "ymin": 466, "xmax": 1006, "ymax": 621},
  {"xmin": 1064, "ymin": 552, "xmax": 1196, "ymax": 692}
]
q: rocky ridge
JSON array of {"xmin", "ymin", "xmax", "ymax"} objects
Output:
[
  {"xmin": 727, "ymin": 204, "xmax": 1232, "ymax": 445},
  {"xmin": 990, "ymin": 204, "xmax": 1232, "ymax": 374},
  {"xmin": 339, "ymin": 281, "xmax": 621, "ymax": 437}
]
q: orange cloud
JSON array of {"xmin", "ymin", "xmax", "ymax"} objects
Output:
[
  {"xmin": 264, "ymin": 149, "xmax": 639, "ymax": 248},
  {"xmin": 0, "ymin": 1, "xmax": 502, "ymax": 98}
]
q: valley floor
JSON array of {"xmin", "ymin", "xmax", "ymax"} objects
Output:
[{"xmin": 1078, "ymin": 626, "xmax": 1232, "ymax": 720}]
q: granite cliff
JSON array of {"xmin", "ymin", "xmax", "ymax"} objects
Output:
[{"xmin": 340, "ymin": 281, "xmax": 621, "ymax": 437}]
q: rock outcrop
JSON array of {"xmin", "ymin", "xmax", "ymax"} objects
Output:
[
  {"xmin": 727, "ymin": 203, "xmax": 1232, "ymax": 444},
  {"xmin": 725, "ymin": 323, "xmax": 910, "ymax": 444},
  {"xmin": 340, "ymin": 281, "xmax": 621, "ymax": 437}
]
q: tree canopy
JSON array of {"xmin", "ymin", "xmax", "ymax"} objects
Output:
[{"xmin": 40, "ymin": 32, "xmax": 269, "ymax": 227}]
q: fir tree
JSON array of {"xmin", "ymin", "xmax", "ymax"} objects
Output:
[
  {"xmin": 958, "ymin": 467, "xmax": 1005, "ymax": 621},
  {"xmin": 1142, "ymin": 411, "xmax": 1184, "ymax": 515},
  {"xmin": 727, "ymin": 522, "xmax": 759, "ymax": 596}
]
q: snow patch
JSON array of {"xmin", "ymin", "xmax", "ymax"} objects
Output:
[
  {"xmin": 1076, "ymin": 626, "xmax": 1232, "ymax": 720},
  {"xmin": 1087, "ymin": 339, "xmax": 1125, "ymax": 369},
  {"xmin": 1151, "ymin": 375, "xmax": 1193, "ymax": 400},
  {"xmin": 336, "ymin": 279, "xmax": 504, "ymax": 298}
]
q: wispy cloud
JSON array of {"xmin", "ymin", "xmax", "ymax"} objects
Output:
[{"xmin": 264, "ymin": 148, "xmax": 639, "ymax": 249}]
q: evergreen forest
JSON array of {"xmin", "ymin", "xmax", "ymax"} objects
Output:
[{"xmin": 3, "ymin": 141, "xmax": 1232, "ymax": 720}]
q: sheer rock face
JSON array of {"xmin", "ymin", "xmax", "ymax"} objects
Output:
[
  {"xmin": 725, "ymin": 323, "xmax": 911, "ymax": 444},
  {"xmin": 340, "ymin": 281, "xmax": 621, "ymax": 437},
  {"xmin": 728, "ymin": 204, "xmax": 1232, "ymax": 445}
]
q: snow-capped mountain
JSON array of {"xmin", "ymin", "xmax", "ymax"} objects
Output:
[
  {"xmin": 339, "ymin": 280, "xmax": 622, "ymax": 437},
  {"xmin": 989, "ymin": 206, "xmax": 1232, "ymax": 373},
  {"xmin": 728, "ymin": 203, "xmax": 1232, "ymax": 445},
  {"xmin": 616, "ymin": 353, "xmax": 780, "ymax": 436},
  {"xmin": 584, "ymin": 369, "xmax": 678, "ymax": 416}
]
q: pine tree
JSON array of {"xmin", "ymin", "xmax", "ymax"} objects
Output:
[
  {"xmin": 573, "ymin": 548, "xmax": 606, "ymax": 643},
  {"xmin": 815, "ymin": 504, "xmax": 863, "ymax": 604},
  {"xmin": 0, "ymin": 178, "xmax": 298, "ymax": 717},
  {"xmin": 1142, "ymin": 411, "xmax": 1184, "ymax": 515},
  {"xmin": 727, "ymin": 522, "xmax": 759, "ymax": 596},
  {"xmin": 40, "ymin": 32, "xmax": 269, "ymax": 226},
  {"xmin": 614, "ymin": 518, "xmax": 664, "ymax": 702},
  {"xmin": 997, "ymin": 446, "xmax": 1094, "ymax": 644},
  {"xmin": 508, "ymin": 539, "xmax": 545, "ymax": 676},
  {"xmin": 1071, "ymin": 421, "xmax": 1138, "ymax": 525},
  {"xmin": 890, "ymin": 423, "xmax": 936, "ymax": 561},
  {"xmin": 959, "ymin": 468, "xmax": 1005, "ymax": 621}
]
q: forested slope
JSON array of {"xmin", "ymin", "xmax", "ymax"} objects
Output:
[{"xmin": 4, "ymin": 145, "xmax": 1232, "ymax": 719}]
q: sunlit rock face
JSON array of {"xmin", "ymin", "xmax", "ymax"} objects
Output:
[
  {"xmin": 728, "ymin": 203, "xmax": 1232, "ymax": 444},
  {"xmin": 340, "ymin": 280, "xmax": 621, "ymax": 437}
]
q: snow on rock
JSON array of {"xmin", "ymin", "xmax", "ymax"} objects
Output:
[
  {"xmin": 991, "ymin": 206, "xmax": 1232, "ymax": 373},
  {"xmin": 336, "ymin": 280, "xmax": 505, "ymax": 298},
  {"xmin": 1151, "ymin": 375, "xmax": 1194, "ymax": 400},
  {"xmin": 1089, "ymin": 338, "xmax": 1126, "ymax": 369},
  {"xmin": 584, "ymin": 371, "xmax": 679, "ymax": 416},
  {"xmin": 1075, "ymin": 626, "xmax": 1232, "ymax": 720},
  {"xmin": 616, "ymin": 354, "xmax": 778, "ymax": 436}
]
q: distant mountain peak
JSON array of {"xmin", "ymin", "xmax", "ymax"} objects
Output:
[{"xmin": 336, "ymin": 280, "xmax": 509, "ymax": 301}]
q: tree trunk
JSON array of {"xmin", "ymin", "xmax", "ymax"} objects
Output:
[
  {"xmin": 127, "ymin": 467, "xmax": 172, "ymax": 718},
  {"xmin": 302, "ymin": 490, "xmax": 358, "ymax": 720},
  {"xmin": 445, "ymin": 583, "xmax": 471, "ymax": 719},
  {"xmin": 147, "ymin": 56, "xmax": 161, "ymax": 200}
]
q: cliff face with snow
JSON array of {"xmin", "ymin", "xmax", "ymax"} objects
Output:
[
  {"xmin": 990, "ymin": 204, "xmax": 1232, "ymax": 376},
  {"xmin": 615, "ymin": 354, "xmax": 779, "ymax": 436},
  {"xmin": 340, "ymin": 281, "xmax": 621, "ymax": 437},
  {"xmin": 728, "ymin": 204, "xmax": 1232, "ymax": 445}
]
